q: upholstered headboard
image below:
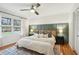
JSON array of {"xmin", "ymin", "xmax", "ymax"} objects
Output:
[{"xmin": 31, "ymin": 29, "xmax": 57, "ymax": 37}]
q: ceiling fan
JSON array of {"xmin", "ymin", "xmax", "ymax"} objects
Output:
[{"xmin": 20, "ymin": 3, "xmax": 40, "ymax": 15}]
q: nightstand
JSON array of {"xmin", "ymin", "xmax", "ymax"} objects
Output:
[
  {"xmin": 55, "ymin": 36, "xmax": 64, "ymax": 44},
  {"xmin": 29, "ymin": 34, "xmax": 34, "ymax": 36}
]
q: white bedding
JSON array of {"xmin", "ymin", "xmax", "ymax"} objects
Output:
[
  {"xmin": 24, "ymin": 36, "xmax": 56, "ymax": 45},
  {"xmin": 17, "ymin": 35, "xmax": 56, "ymax": 55}
]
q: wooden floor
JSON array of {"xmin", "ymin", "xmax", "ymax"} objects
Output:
[
  {"xmin": 0, "ymin": 43, "xmax": 16, "ymax": 51},
  {"xmin": 60, "ymin": 44, "xmax": 77, "ymax": 55},
  {"xmin": 0, "ymin": 43, "xmax": 77, "ymax": 55}
]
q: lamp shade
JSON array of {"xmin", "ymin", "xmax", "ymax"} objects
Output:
[
  {"xmin": 30, "ymin": 29, "xmax": 34, "ymax": 32},
  {"xmin": 59, "ymin": 29, "xmax": 63, "ymax": 33}
]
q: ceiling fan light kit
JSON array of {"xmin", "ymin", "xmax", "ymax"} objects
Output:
[
  {"xmin": 33, "ymin": 6, "xmax": 37, "ymax": 9},
  {"xmin": 20, "ymin": 3, "xmax": 40, "ymax": 15},
  {"xmin": 30, "ymin": 9, "xmax": 35, "ymax": 13}
]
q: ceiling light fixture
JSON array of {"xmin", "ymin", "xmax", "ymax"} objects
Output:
[
  {"xmin": 33, "ymin": 6, "xmax": 37, "ymax": 9},
  {"xmin": 30, "ymin": 9, "xmax": 35, "ymax": 13}
]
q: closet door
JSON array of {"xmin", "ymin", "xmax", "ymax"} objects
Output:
[{"xmin": 74, "ymin": 10, "xmax": 79, "ymax": 54}]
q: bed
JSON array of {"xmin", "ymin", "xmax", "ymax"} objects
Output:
[{"xmin": 17, "ymin": 31, "xmax": 56, "ymax": 55}]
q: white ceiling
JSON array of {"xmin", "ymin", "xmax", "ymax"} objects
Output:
[{"xmin": 0, "ymin": 3, "xmax": 75, "ymax": 19}]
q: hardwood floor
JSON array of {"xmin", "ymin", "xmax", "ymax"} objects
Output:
[
  {"xmin": 0, "ymin": 43, "xmax": 77, "ymax": 55},
  {"xmin": 0, "ymin": 43, "xmax": 16, "ymax": 51},
  {"xmin": 60, "ymin": 44, "xmax": 77, "ymax": 55}
]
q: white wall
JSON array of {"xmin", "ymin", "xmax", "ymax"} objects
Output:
[
  {"xmin": 29, "ymin": 13, "xmax": 70, "ymax": 25},
  {"xmin": 0, "ymin": 12, "xmax": 28, "ymax": 46},
  {"xmin": 21, "ymin": 19, "xmax": 29, "ymax": 36},
  {"xmin": 67, "ymin": 13, "xmax": 74, "ymax": 49},
  {"xmin": 29, "ymin": 12, "xmax": 74, "ymax": 48}
]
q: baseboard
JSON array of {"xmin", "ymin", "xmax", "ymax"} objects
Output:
[
  {"xmin": 73, "ymin": 49, "xmax": 78, "ymax": 55},
  {"xmin": 0, "ymin": 42, "xmax": 16, "ymax": 51},
  {"xmin": 69, "ymin": 44, "xmax": 78, "ymax": 55}
]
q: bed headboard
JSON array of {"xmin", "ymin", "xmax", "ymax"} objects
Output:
[
  {"xmin": 39, "ymin": 30, "xmax": 57, "ymax": 37},
  {"xmin": 29, "ymin": 29, "xmax": 57, "ymax": 37},
  {"xmin": 29, "ymin": 24, "xmax": 57, "ymax": 35}
]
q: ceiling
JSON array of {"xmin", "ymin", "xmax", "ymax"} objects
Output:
[{"xmin": 0, "ymin": 3, "xmax": 75, "ymax": 19}]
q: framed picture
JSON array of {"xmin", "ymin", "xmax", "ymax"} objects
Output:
[
  {"xmin": 2, "ymin": 26, "xmax": 12, "ymax": 32},
  {"xmin": 13, "ymin": 20, "xmax": 21, "ymax": 26},
  {"xmin": 1, "ymin": 17, "xmax": 11, "ymax": 25}
]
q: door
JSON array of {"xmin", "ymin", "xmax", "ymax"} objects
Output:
[{"xmin": 74, "ymin": 9, "xmax": 79, "ymax": 54}]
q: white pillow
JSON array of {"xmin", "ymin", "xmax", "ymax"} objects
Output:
[
  {"xmin": 34, "ymin": 33, "xmax": 39, "ymax": 38},
  {"xmin": 38, "ymin": 34, "xmax": 44, "ymax": 38},
  {"xmin": 43, "ymin": 34, "xmax": 48, "ymax": 38}
]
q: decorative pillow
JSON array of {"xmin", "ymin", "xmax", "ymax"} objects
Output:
[
  {"xmin": 48, "ymin": 32, "xmax": 52, "ymax": 38},
  {"xmin": 43, "ymin": 34, "xmax": 48, "ymax": 38},
  {"xmin": 38, "ymin": 34, "xmax": 44, "ymax": 38},
  {"xmin": 33, "ymin": 33, "xmax": 39, "ymax": 38}
]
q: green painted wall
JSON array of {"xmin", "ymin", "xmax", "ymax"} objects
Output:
[{"xmin": 29, "ymin": 23, "xmax": 69, "ymax": 43}]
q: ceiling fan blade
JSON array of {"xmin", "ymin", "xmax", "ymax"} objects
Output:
[
  {"xmin": 20, "ymin": 9, "xmax": 30, "ymax": 11},
  {"xmin": 31, "ymin": 5, "xmax": 35, "ymax": 9},
  {"xmin": 36, "ymin": 3, "xmax": 40, "ymax": 7},
  {"xmin": 35, "ymin": 11, "xmax": 39, "ymax": 15},
  {"xmin": 32, "ymin": 3, "xmax": 40, "ymax": 9}
]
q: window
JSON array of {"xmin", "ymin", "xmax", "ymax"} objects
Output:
[
  {"xmin": 1, "ymin": 17, "xmax": 12, "ymax": 32},
  {"xmin": 14, "ymin": 27, "xmax": 21, "ymax": 31},
  {"xmin": 1, "ymin": 17, "xmax": 21, "ymax": 32},
  {"xmin": 13, "ymin": 20, "xmax": 21, "ymax": 26},
  {"xmin": 13, "ymin": 20, "xmax": 21, "ymax": 31},
  {"xmin": 2, "ymin": 26, "xmax": 12, "ymax": 32},
  {"xmin": 1, "ymin": 17, "xmax": 11, "ymax": 25}
]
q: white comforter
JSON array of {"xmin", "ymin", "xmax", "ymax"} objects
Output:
[
  {"xmin": 24, "ymin": 36, "xmax": 56, "ymax": 45},
  {"xmin": 17, "ymin": 36, "xmax": 56, "ymax": 55}
]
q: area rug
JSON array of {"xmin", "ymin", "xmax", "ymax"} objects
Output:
[{"xmin": 0, "ymin": 45, "xmax": 61, "ymax": 55}]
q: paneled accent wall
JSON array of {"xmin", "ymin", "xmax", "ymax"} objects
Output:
[{"xmin": 29, "ymin": 23, "xmax": 69, "ymax": 43}]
